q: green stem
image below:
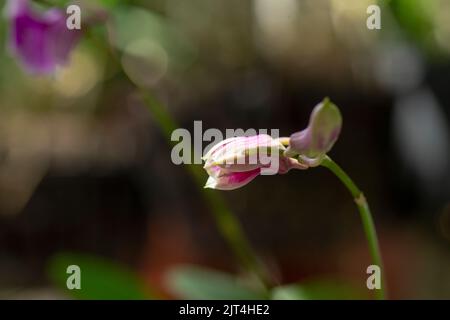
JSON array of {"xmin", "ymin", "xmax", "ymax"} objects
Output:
[
  {"xmin": 88, "ymin": 29, "xmax": 271, "ymax": 291},
  {"xmin": 320, "ymin": 156, "xmax": 386, "ymax": 300},
  {"xmin": 140, "ymin": 92, "xmax": 271, "ymax": 291}
]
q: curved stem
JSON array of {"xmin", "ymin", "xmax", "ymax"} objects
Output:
[
  {"xmin": 140, "ymin": 92, "xmax": 271, "ymax": 292},
  {"xmin": 321, "ymin": 156, "xmax": 386, "ymax": 300},
  {"xmin": 89, "ymin": 28, "xmax": 272, "ymax": 292}
]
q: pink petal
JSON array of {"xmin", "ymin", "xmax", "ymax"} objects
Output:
[{"xmin": 205, "ymin": 168, "xmax": 261, "ymax": 190}]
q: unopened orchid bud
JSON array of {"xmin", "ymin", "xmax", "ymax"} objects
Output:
[
  {"xmin": 285, "ymin": 98, "xmax": 342, "ymax": 166},
  {"xmin": 202, "ymin": 134, "xmax": 306, "ymax": 190}
]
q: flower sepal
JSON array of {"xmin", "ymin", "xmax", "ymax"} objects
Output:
[{"xmin": 284, "ymin": 97, "xmax": 342, "ymax": 163}]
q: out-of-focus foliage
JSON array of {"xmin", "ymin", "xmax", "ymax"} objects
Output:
[
  {"xmin": 388, "ymin": 0, "xmax": 439, "ymax": 53},
  {"xmin": 48, "ymin": 253, "xmax": 154, "ymax": 299},
  {"xmin": 271, "ymin": 279, "xmax": 369, "ymax": 300},
  {"xmin": 109, "ymin": 5, "xmax": 195, "ymax": 88},
  {"xmin": 166, "ymin": 265, "xmax": 265, "ymax": 300}
]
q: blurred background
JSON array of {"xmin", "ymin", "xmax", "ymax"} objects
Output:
[{"xmin": 0, "ymin": 0, "xmax": 449, "ymax": 299}]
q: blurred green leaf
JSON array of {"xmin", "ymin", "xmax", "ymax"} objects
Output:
[
  {"xmin": 96, "ymin": 0, "xmax": 121, "ymax": 8},
  {"xmin": 43, "ymin": 0, "xmax": 121, "ymax": 8},
  {"xmin": 110, "ymin": 6, "xmax": 195, "ymax": 71},
  {"xmin": 389, "ymin": 0, "xmax": 436, "ymax": 47},
  {"xmin": 166, "ymin": 265, "xmax": 265, "ymax": 300},
  {"xmin": 271, "ymin": 279, "xmax": 369, "ymax": 300},
  {"xmin": 48, "ymin": 252, "xmax": 153, "ymax": 300}
]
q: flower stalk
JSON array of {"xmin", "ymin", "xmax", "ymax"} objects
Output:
[{"xmin": 320, "ymin": 155, "xmax": 386, "ymax": 300}]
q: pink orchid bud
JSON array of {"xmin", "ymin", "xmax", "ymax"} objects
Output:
[
  {"xmin": 6, "ymin": 0, "xmax": 82, "ymax": 74},
  {"xmin": 285, "ymin": 98, "xmax": 342, "ymax": 166},
  {"xmin": 203, "ymin": 135, "xmax": 306, "ymax": 190}
]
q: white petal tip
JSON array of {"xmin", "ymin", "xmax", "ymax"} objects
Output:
[{"xmin": 204, "ymin": 177, "xmax": 218, "ymax": 189}]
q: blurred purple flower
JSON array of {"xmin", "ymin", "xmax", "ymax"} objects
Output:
[
  {"xmin": 203, "ymin": 134, "xmax": 306, "ymax": 190},
  {"xmin": 6, "ymin": 0, "xmax": 82, "ymax": 74}
]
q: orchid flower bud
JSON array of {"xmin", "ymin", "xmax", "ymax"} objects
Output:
[
  {"xmin": 203, "ymin": 135, "xmax": 306, "ymax": 190},
  {"xmin": 6, "ymin": 0, "xmax": 82, "ymax": 74},
  {"xmin": 285, "ymin": 98, "xmax": 342, "ymax": 166}
]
